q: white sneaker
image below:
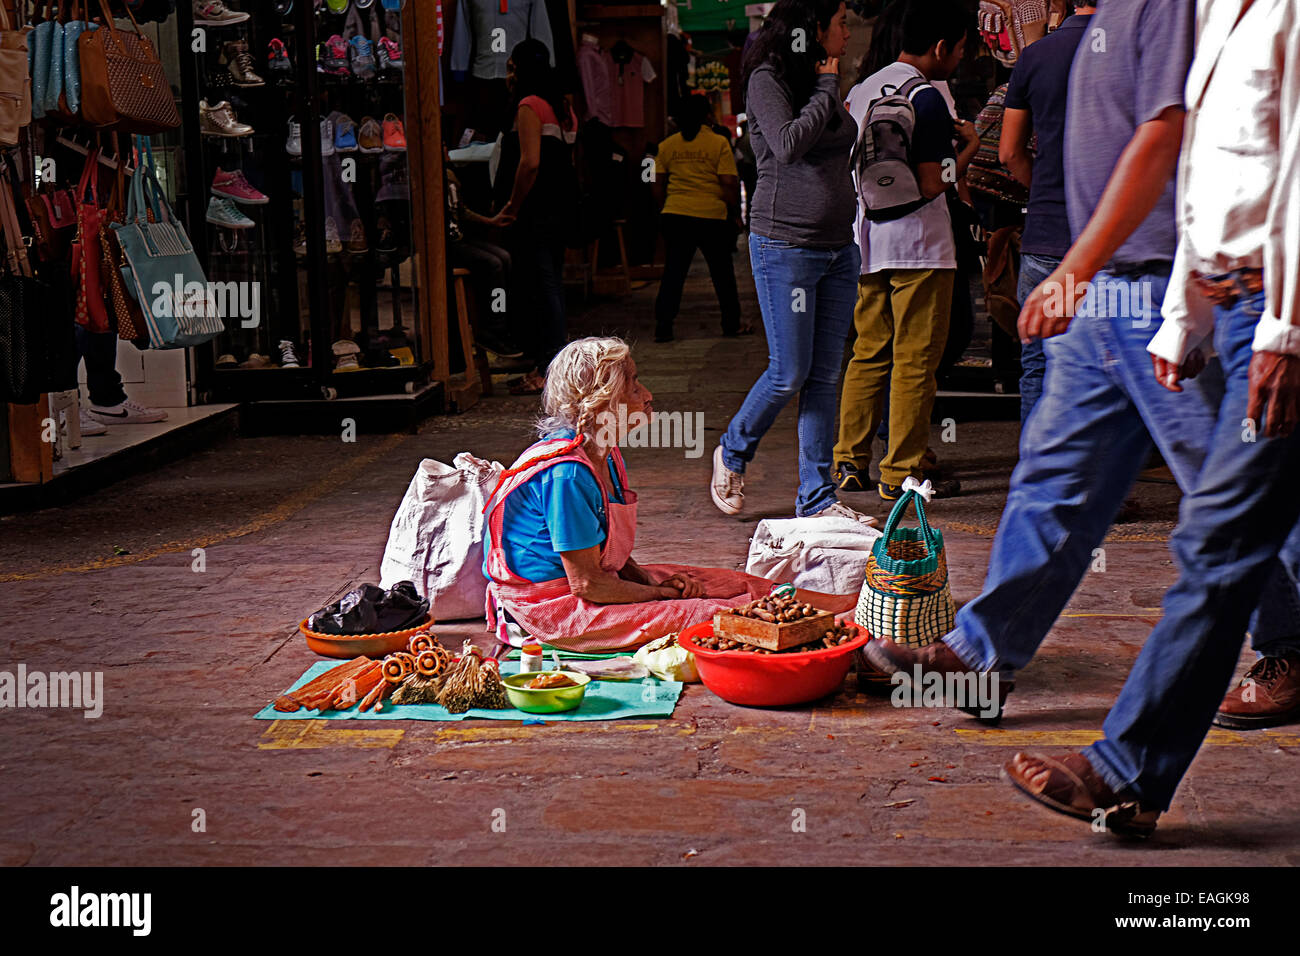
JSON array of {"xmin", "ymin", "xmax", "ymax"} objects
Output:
[
  {"xmin": 278, "ymin": 340, "xmax": 301, "ymax": 368},
  {"xmin": 710, "ymin": 445, "xmax": 744, "ymax": 515},
  {"xmin": 88, "ymin": 400, "xmax": 168, "ymax": 425},
  {"xmin": 815, "ymin": 500, "xmax": 879, "ymax": 527},
  {"xmin": 78, "ymin": 408, "xmax": 108, "ymax": 436}
]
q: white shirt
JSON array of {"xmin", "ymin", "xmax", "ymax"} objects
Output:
[
  {"xmin": 1149, "ymin": 0, "xmax": 1300, "ymax": 363},
  {"xmin": 848, "ymin": 63, "xmax": 957, "ymax": 274}
]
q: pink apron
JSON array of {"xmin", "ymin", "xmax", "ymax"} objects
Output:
[{"xmin": 483, "ymin": 436, "xmax": 774, "ymax": 652}]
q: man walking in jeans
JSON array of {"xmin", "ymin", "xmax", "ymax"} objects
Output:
[
  {"xmin": 865, "ymin": 0, "xmax": 1300, "ymax": 732},
  {"xmin": 998, "ymin": 2, "xmax": 1095, "ymax": 423},
  {"xmin": 1005, "ymin": 0, "xmax": 1300, "ymax": 834}
]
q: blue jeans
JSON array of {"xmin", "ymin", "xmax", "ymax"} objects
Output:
[
  {"xmin": 722, "ymin": 234, "xmax": 859, "ymax": 516},
  {"xmin": 943, "ymin": 269, "xmax": 1300, "ymax": 677},
  {"xmin": 74, "ymin": 324, "xmax": 127, "ymax": 408},
  {"xmin": 1017, "ymin": 252, "xmax": 1059, "ymax": 424},
  {"xmin": 1086, "ymin": 282, "xmax": 1300, "ymax": 809}
]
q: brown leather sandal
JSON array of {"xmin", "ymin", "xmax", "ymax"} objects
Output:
[{"xmin": 1002, "ymin": 751, "xmax": 1159, "ymax": 839}]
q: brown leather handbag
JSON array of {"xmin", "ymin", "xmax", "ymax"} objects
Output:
[
  {"xmin": 99, "ymin": 139, "xmax": 147, "ymax": 340},
  {"xmin": 78, "ymin": 0, "xmax": 180, "ymax": 133},
  {"xmin": 0, "ymin": 1, "xmax": 31, "ymax": 146}
]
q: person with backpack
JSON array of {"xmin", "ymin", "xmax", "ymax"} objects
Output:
[
  {"xmin": 709, "ymin": 0, "xmax": 877, "ymax": 526},
  {"xmin": 651, "ymin": 94, "xmax": 748, "ymax": 342},
  {"xmin": 486, "ymin": 40, "xmax": 579, "ymax": 396},
  {"xmin": 998, "ymin": 2, "xmax": 1096, "ymax": 423},
  {"xmin": 833, "ymin": 0, "xmax": 979, "ymax": 502}
]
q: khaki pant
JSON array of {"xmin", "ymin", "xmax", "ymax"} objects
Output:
[{"xmin": 835, "ymin": 268, "xmax": 955, "ymax": 487}]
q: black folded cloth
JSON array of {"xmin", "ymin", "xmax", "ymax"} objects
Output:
[{"xmin": 308, "ymin": 581, "xmax": 429, "ymax": 635}]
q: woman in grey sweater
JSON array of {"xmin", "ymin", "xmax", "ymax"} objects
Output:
[{"xmin": 710, "ymin": 0, "xmax": 870, "ymax": 523}]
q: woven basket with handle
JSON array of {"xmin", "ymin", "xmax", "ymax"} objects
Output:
[{"xmin": 855, "ymin": 486, "xmax": 955, "ymax": 648}]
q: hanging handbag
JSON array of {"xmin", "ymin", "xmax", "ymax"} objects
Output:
[
  {"xmin": 855, "ymin": 479, "xmax": 956, "ymax": 648},
  {"xmin": 60, "ymin": 0, "xmax": 95, "ymax": 116},
  {"xmin": 99, "ymin": 136, "xmax": 146, "ymax": 340},
  {"xmin": 0, "ymin": 165, "xmax": 77, "ymax": 404},
  {"xmin": 113, "ymin": 136, "xmax": 223, "ymax": 348},
  {"xmin": 69, "ymin": 146, "xmax": 109, "ymax": 332},
  {"xmin": 0, "ymin": 2, "xmax": 31, "ymax": 145},
  {"xmin": 28, "ymin": 0, "xmax": 54, "ymax": 120},
  {"xmin": 42, "ymin": 0, "xmax": 67, "ymax": 117},
  {"xmin": 78, "ymin": 0, "xmax": 180, "ymax": 133},
  {"xmin": 27, "ymin": 180, "xmax": 77, "ymax": 262}
]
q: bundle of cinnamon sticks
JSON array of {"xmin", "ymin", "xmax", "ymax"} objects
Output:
[{"xmin": 273, "ymin": 656, "xmax": 393, "ymax": 714}]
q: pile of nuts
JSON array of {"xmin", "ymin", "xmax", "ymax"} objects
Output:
[
  {"xmin": 721, "ymin": 593, "xmax": 822, "ymax": 623},
  {"xmin": 697, "ymin": 621, "xmax": 859, "ymax": 654}
]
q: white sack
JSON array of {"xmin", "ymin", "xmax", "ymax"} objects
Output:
[{"xmin": 745, "ymin": 515, "xmax": 883, "ymax": 596}]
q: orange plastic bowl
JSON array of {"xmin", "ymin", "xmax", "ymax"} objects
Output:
[
  {"xmin": 678, "ymin": 620, "xmax": 870, "ymax": 707},
  {"xmin": 299, "ymin": 615, "xmax": 435, "ymax": 659}
]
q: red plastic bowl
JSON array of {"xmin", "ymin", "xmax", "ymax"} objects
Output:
[{"xmin": 678, "ymin": 620, "xmax": 870, "ymax": 707}]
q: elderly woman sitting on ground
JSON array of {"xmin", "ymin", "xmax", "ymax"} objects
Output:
[{"xmin": 483, "ymin": 336, "xmax": 855, "ymax": 651}]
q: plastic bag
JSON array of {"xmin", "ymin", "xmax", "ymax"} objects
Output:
[
  {"xmin": 746, "ymin": 514, "xmax": 882, "ymax": 595},
  {"xmin": 634, "ymin": 634, "xmax": 699, "ymax": 683},
  {"xmin": 308, "ymin": 581, "xmax": 429, "ymax": 635},
  {"xmin": 379, "ymin": 452, "xmax": 504, "ymax": 620}
]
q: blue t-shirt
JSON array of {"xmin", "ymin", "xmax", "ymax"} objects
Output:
[
  {"xmin": 1064, "ymin": 0, "xmax": 1194, "ymax": 268},
  {"xmin": 484, "ymin": 432, "xmax": 626, "ymax": 584},
  {"xmin": 1004, "ymin": 14, "xmax": 1092, "ymax": 258}
]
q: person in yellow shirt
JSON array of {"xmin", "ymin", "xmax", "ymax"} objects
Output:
[{"xmin": 651, "ymin": 94, "xmax": 750, "ymax": 342}]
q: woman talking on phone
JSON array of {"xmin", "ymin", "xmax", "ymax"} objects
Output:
[{"xmin": 708, "ymin": 0, "xmax": 873, "ymax": 526}]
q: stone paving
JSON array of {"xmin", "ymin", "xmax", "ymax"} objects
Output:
[{"xmin": 1, "ymin": 253, "xmax": 1296, "ymax": 866}]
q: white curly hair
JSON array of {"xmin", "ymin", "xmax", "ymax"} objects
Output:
[{"xmin": 537, "ymin": 336, "xmax": 633, "ymax": 439}]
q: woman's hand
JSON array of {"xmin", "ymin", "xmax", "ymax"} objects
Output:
[
  {"xmin": 658, "ymin": 572, "xmax": 705, "ymax": 599},
  {"xmin": 485, "ymin": 207, "xmax": 517, "ymax": 229},
  {"xmin": 816, "ymin": 57, "xmax": 839, "ymax": 76}
]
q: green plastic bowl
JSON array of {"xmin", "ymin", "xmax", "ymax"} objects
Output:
[{"xmin": 502, "ymin": 670, "xmax": 591, "ymax": 713}]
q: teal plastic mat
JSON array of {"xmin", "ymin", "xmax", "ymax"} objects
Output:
[{"xmin": 255, "ymin": 660, "xmax": 681, "ymax": 722}]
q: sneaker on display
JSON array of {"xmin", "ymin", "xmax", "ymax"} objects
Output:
[
  {"xmin": 215, "ymin": 353, "xmax": 240, "ymax": 368},
  {"xmin": 211, "ymin": 167, "xmax": 269, "ymax": 204},
  {"xmin": 224, "ymin": 39, "xmax": 264, "ymax": 86},
  {"xmin": 320, "ymin": 34, "xmax": 350, "ymax": 76},
  {"xmin": 194, "ymin": 0, "xmax": 250, "ymax": 25},
  {"xmin": 356, "ymin": 0, "xmax": 374, "ymax": 8},
  {"xmin": 346, "ymin": 219, "xmax": 368, "ymax": 254},
  {"xmin": 375, "ymin": 215, "xmax": 395, "ymax": 254},
  {"xmin": 88, "ymin": 400, "xmax": 169, "ymax": 425},
  {"xmin": 382, "ymin": 112, "xmax": 406, "ymax": 151},
  {"xmin": 380, "ymin": 0, "xmax": 401, "ymax": 10},
  {"xmin": 320, "ymin": 116, "xmax": 336, "ymax": 157},
  {"xmin": 278, "ymin": 340, "xmax": 301, "ymax": 368},
  {"xmin": 200, "ymin": 99, "xmax": 253, "ymax": 137},
  {"xmin": 273, "ymin": 0, "xmax": 293, "ymax": 13},
  {"xmin": 333, "ymin": 338, "xmax": 361, "ymax": 371},
  {"xmin": 325, "ymin": 0, "xmax": 349, "ymax": 12},
  {"xmin": 286, "ymin": 116, "xmax": 302, "ymax": 156},
  {"xmin": 268, "ymin": 38, "xmax": 293, "ymax": 75},
  {"xmin": 206, "ymin": 196, "xmax": 255, "ymax": 229},
  {"xmin": 333, "ymin": 113, "xmax": 358, "ymax": 152},
  {"xmin": 376, "ymin": 36, "xmax": 403, "ymax": 72},
  {"xmin": 293, "ymin": 223, "xmax": 307, "ymax": 256},
  {"xmin": 324, "ymin": 217, "xmax": 343, "ymax": 254},
  {"xmin": 348, "ymin": 35, "xmax": 377, "ymax": 79},
  {"xmin": 240, "ymin": 353, "xmax": 275, "ymax": 369},
  {"xmin": 357, "ymin": 115, "xmax": 383, "ymax": 153},
  {"xmin": 78, "ymin": 408, "xmax": 108, "ymax": 436}
]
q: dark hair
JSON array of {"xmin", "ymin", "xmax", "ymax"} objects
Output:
[
  {"xmin": 741, "ymin": 0, "xmax": 845, "ymax": 111},
  {"xmin": 899, "ymin": 0, "xmax": 969, "ymax": 56},
  {"xmin": 676, "ymin": 93, "xmax": 713, "ymax": 141},
  {"xmin": 509, "ymin": 39, "xmax": 571, "ymax": 127},
  {"xmin": 857, "ymin": 0, "xmax": 904, "ymax": 83}
]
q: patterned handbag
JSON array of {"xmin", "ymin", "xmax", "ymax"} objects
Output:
[
  {"xmin": 99, "ymin": 137, "xmax": 147, "ymax": 340},
  {"xmin": 78, "ymin": 0, "xmax": 180, "ymax": 133},
  {"xmin": 69, "ymin": 147, "xmax": 109, "ymax": 332},
  {"xmin": 855, "ymin": 479, "xmax": 955, "ymax": 648}
]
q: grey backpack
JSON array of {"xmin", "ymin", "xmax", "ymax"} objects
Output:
[{"xmin": 851, "ymin": 76, "xmax": 938, "ymax": 222}]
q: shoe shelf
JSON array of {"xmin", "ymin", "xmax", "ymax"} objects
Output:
[{"xmin": 180, "ymin": 0, "xmax": 426, "ymax": 404}]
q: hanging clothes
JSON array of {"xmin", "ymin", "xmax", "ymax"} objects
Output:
[{"xmin": 450, "ymin": 0, "xmax": 555, "ymax": 80}]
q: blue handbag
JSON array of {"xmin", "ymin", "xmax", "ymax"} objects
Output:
[
  {"xmin": 113, "ymin": 137, "xmax": 225, "ymax": 349},
  {"xmin": 61, "ymin": 0, "xmax": 95, "ymax": 115},
  {"xmin": 29, "ymin": 1, "xmax": 54, "ymax": 119}
]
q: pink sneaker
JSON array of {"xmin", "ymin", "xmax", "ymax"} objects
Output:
[{"xmin": 211, "ymin": 167, "xmax": 269, "ymax": 205}]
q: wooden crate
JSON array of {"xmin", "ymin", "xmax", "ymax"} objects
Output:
[{"xmin": 713, "ymin": 609, "xmax": 836, "ymax": 651}]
